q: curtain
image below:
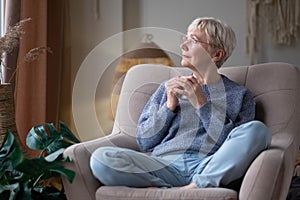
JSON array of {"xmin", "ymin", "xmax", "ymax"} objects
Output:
[
  {"xmin": 47, "ymin": 0, "xmax": 72, "ymax": 129},
  {"xmin": 3, "ymin": 0, "xmax": 72, "ymax": 156}
]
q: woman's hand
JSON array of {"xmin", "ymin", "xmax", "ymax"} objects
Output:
[
  {"xmin": 167, "ymin": 75, "xmax": 207, "ymax": 109},
  {"xmin": 165, "ymin": 76, "xmax": 181, "ymax": 111}
]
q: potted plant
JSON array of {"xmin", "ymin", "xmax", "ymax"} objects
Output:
[
  {"xmin": 0, "ymin": 121, "xmax": 80, "ymax": 200},
  {"xmin": 0, "ymin": 18, "xmax": 51, "ymax": 151}
]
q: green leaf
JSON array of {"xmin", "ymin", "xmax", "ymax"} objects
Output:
[
  {"xmin": 0, "ymin": 131, "xmax": 22, "ymax": 181},
  {"xmin": 16, "ymin": 157, "xmax": 75, "ymax": 184},
  {"xmin": 26, "ymin": 122, "xmax": 79, "ymax": 155},
  {"xmin": 45, "ymin": 148, "xmax": 65, "ymax": 162},
  {"xmin": 50, "ymin": 167, "xmax": 75, "ymax": 183},
  {"xmin": 15, "ymin": 181, "xmax": 33, "ymax": 200},
  {"xmin": 0, "ymin": 182, "xmax": 20, "ymax": 200},
  {"xmin": 26, "ymin": 126, "xmax": 49, "ymax": 150},
  {"xmin": 0, "ymin": 130, "xmax": 15, "ymax": 156},
  {"xmin": 45, "ymin": 138, "xmax": 69, "ymax": 155},
  {"xmin": 59, "ymin": 121, "xmax": 80, "ymax": 143}
]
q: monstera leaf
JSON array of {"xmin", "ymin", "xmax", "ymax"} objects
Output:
[
  {"xmin": 26, "ymin": 121, "xmax": 80, "ymax": 160},
  {"xmin": 0, "ymin": 121, "xmax": 79, "ymax": 200},
  {"xmin": 16, "ymin": 157, "xmax": 75, "ymax": 186},
  {"xmin": 0, "ymin": 131, "xmax": 22, "ymax": 179},
  {"xmin": 0, "ymin": 131, "xmax": 23, "ymax": 200}
]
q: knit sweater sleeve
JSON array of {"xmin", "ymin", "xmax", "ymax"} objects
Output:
[
  {"xmin": 233, "ymin": 88, "xmax": 255, "ymax": 126},
  {"xmin": 136, "ymin": 83, "xmax": 177, "ymax": 152}
]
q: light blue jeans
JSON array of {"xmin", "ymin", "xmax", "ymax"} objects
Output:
[{"xmin": 90, "ymin": 121, "xmax": 271, "ymax": 188}]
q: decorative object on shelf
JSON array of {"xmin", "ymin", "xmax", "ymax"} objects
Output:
[
  {"xmin": 110, "ymin": 34, "xmax": 174, "ymax": 119},
  {"xmin": 246, "ymin": 0, "xmax": 300, "ymax": 64}
]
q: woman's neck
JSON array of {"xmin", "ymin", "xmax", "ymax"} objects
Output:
[{"xmin": 193, "ymin": 64, "xmax": 221, "ymax": 84}]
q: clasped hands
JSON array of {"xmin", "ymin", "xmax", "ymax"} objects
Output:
[{"xmin": 165, "ymin": 75, "xmax": 207, "ymax": 111}]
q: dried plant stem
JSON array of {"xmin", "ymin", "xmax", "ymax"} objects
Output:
[
  {"xmin": 7, "ymin": 46, "xmax": 53, "ymax": 83},
  {"xmin": 0, "ymin": 18, "xmax": 32, "ymax": 83}
]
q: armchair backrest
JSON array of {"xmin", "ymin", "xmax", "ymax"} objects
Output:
[
  {"xmin": 112, "ymin": 63, "xmax": 300, "ymax": 148},
  {"xmin": 219, "ymin": 63, "xmax": 300, "ymax": 137}
]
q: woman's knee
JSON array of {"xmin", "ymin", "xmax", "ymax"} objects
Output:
[
  {"xmin": 239, "ymin": 120, "xmax": 272, "ymax": 147},
  {"xmin": 90, "ymin": 147, "xmax": 112, "ymax": 171},
  {"xmin": 90, "ymin": 147, "xmax": 123, "ymax": 184},
  {"xmin": 90, "ymin": 146, "xmax": 126, "ymax": 168}
]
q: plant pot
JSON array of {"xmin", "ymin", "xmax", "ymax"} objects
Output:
[
  {"xmin": 0, "ymin": 83, "xmax": 17, "ymax": 144},
  {"xmin": 0, "ymin": 83, "xmax": 28, "ymax": 156}
]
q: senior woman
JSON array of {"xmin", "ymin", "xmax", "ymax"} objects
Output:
[{"xmin": 90, "ymin": 17, "xmax": 271, "ymax": 189}]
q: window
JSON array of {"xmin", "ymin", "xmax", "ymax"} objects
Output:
[
  {"xmin": 0, "ymin": 0, "xmax": 3, "ymax": 36},
  {"xmin": 0, "ymin": 0, "xmax": 3, "ymax": 81}
]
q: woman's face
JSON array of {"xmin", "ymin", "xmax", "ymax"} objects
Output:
[{"xmin": 180, "ymin": 29, "xmax": 213, "ymax": 72}]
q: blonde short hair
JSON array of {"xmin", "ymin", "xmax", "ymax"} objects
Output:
[{"xmin": 188, "ymin": 17, "xmax": 236, "ymax": 67}]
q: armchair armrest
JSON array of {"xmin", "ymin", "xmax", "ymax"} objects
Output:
[
  {"xmin": 62, "ymin": 132, "xmax": 139, "ymax": 200},
  {"xmin": 239, "ymin": 148, "xmax": 284, "ymax": 200},
  {"xmin": 239, "ymin": 124, "xmax": 299, "ymax": 200}
]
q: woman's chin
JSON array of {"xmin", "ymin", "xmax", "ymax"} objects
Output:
[
  {"xmin": 181, "ymin": 62, "xmax": 195, "ymax": 70},
  {"xmin": 181, "ymin": 60, "xmax": 192, "ymax": 67}
]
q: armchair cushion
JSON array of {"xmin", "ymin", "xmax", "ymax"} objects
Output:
[{"xmin": 96, "ymin": 186, "xmax": 237, "ymax": 200}]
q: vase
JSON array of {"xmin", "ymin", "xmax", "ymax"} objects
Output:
[
  {"xmin": 0, "ymin": 83, "xmax": 29, "ymax": 156},
  {"xmin": 0, "ymin": 83, "xmax": 17, "ymax": 144}
]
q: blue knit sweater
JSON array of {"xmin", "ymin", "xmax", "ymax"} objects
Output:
[{"xmin": 136, "ymin": 75, "xmax": 255, "ymax": 157}]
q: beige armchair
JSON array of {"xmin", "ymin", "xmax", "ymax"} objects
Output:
[{"xmin": 62, "ymin": 62, "xmax": 300, "ymax": 200}]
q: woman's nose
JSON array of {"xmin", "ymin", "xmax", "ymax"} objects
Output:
[{"xmin": 180, "ymin": 41, "xmax": 188, "ymax": 51}]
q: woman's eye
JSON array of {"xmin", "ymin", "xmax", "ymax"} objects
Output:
[{"xmin": 191, "ymin": 38, "xmax": 197, "ymax": 44}]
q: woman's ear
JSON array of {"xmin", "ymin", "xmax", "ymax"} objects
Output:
[{"xmin": 212, "ymin": 49, "xmax": 225, "ymax": 63}]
